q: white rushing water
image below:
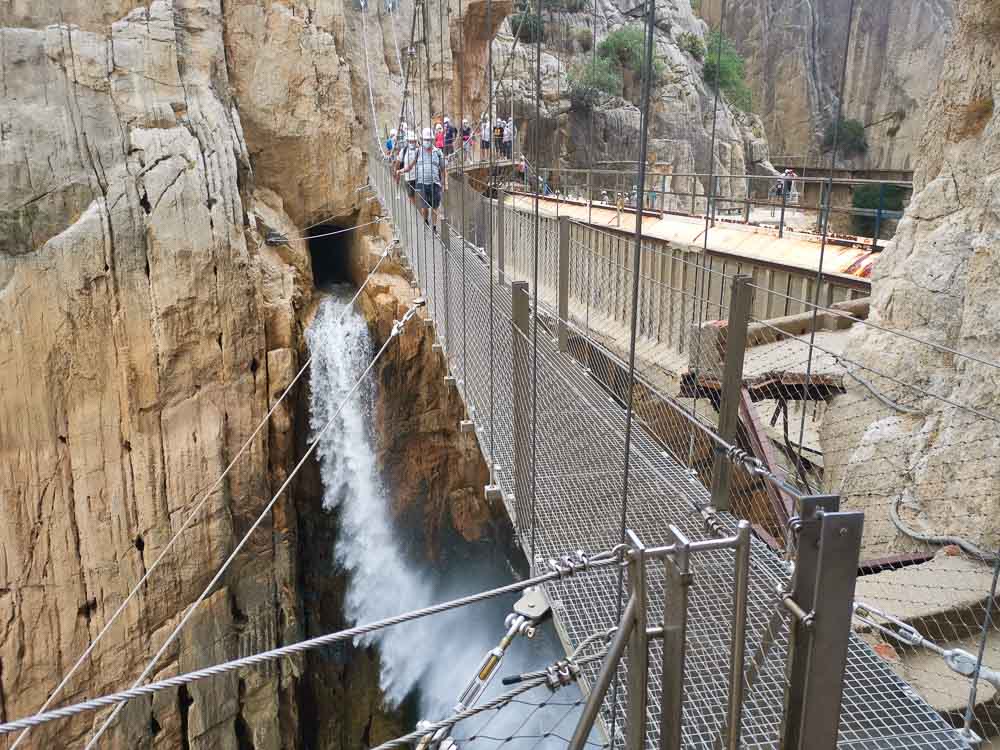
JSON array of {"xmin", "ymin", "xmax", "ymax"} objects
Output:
[{"xmin": 307, "ymin": 290, "xmax": 588, "ymax": 741}]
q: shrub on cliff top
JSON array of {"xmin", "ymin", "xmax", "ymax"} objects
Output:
[
  {"xmin": 568, "ymin": 57, "xmax": 622, "ymax": 109},
  {"xmin": 596, "ymin": 25, "xmax": 664, "ymax": 82},
  {"xmin": 677, "ymin": 31, "xmax": 705, "ymax": 61},
  {"xmin": 823, "ymin": 117, "xmax": 868, "ymax": 157},
  {"xmin": 511, "ymin": 12, "xmax": 545, "ymax": 43},
  {"xmin": 702, "ymin": 30, "xmax": 752, "ymax": 111}
]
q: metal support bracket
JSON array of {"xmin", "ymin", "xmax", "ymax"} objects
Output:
[
  {"xmin": 781, "ymin": 495, "xmax": 863, "ymax": 750},
  {"xmin": 626, "ymin": 530, "xmax": 649, "ymax": 750},
  {"xmin": 710, "ymin": 274, "xmax": 754, "ymax": 511},
  {"xmin": 557, "ymin": 215, "xmax": 570, "ymax": 352},
  {"xmin": 661, "ymin": 523, "xmax": 693, "ymax": 750}
]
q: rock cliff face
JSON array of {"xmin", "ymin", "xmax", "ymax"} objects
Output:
[
  {"xmin": 350, "ymin": 234, "xmax": 509, "ymax": 561},
  {"xmin": 699, "ymin": 0, "xmax": 953, "ymax": 170},
  {"xmin": 492, "ymin": 0, "xmax": 772, "ymax": 204},
  {"xmin": 0, "ymin": 0, "xmax": 490, "ymax": 746},
  {"xmin": 821, "ymin": 0, "xmax": 999, "ymax": 556}
]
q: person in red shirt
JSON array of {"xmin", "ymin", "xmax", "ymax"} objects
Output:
[{"xmin": 434, "ymin": 123, "xmax": 445, "ymax": 150}]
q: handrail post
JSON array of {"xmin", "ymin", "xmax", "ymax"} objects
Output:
[
  {"xmin": 511, "ymin": 281, "xmax": 531, "ymax": 548},
  {"xmin": 569, "ymin": 594, "xmax": 638, "ymax": 750},
  {"xmin": 743, "ymin": 174, "xmax": 752, "ymax": 224},
  {"xmin": 709, "ymin": 274, "xmax": 753, "ymax": 511},
  {"xmin": 722, "ymin": 520, "xmax": 752, "ymax": 749},
  {"xmin": 781, "ymin": 495, "xmax": 863, "ymax": 750},
  {"xmin": 441, "ymin": 217, "xmax": 451, "ymax": 349},
  {"xmin": 778, "ymin": 177, "xmax": 789, "ymax": 238},
  {"xmin": 660, "ymin": 523, "xmax": 692, "ymax": 750},
  {"xmin": 497, "ymin": 196, "xmax": 506, "ymax": 285},
  {"xmin": 557, "ymin": 215, "xmax": 570, "ymax": 352},
  {"xmin": 626, "ymin": 531, "xmax": 648, "ymax": 750}
]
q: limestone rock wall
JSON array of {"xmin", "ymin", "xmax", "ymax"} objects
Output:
[
  {"xmin": 0, "ymin": 0, "xmax": 495, "ymax": 743},
  {"xmin": 351, "ymin": 235, "xmax": 507, "ymax": 560},
  {"xmin": 821, "ymin": 0, "xmax": 999, "ymax": 556},
  {"xmin": 0, "ymin": 1, "xmax": 311, "ymax": 745},
  {"xmin": 492, "ymin": 0, "xmax": 772, "ymax": 204},
  {"xmin": 699, "ymin": 0, "xmax": 953, "ymax": 170}
]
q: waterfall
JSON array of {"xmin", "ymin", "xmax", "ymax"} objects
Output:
[{"xmin": 306, "ymin": 290, "xmax": 587, "ymax": 742}]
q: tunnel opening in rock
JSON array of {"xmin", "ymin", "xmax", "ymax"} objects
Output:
[{"xmin": 308, "ymin": 224, "xmax": 353, "ymax": 287}]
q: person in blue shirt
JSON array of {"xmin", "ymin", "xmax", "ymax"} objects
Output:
[{"xmin": 385, "ymin": 128, "xmax": 397, "ymax": 156}]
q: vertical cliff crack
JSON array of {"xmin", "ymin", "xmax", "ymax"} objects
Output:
[
  {"xmin": 0, "ymin": 658, "xmax": 7, "ymax": 722},
  {"xmin": 235, "ymin": 679, "xmax": 256, "ymax": 750},
  {"xmin": 178, "ymin": 684, "xmax": 193, "ymax": 750}
]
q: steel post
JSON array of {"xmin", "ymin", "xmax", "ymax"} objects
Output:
[
  {"xmin": 497, "ymin": 198, "xmax": 506, "ymax": 285},
  {"xmin": 722, "ymin": 520, "xmax": 752, "ymax": 749},
  {"xmin": 873, "ymin": 181, "xmax": 886, "ymax": 251},
  {"xmin": 441, "ymin": 218, "xmax": 451, "ymax": 349},
  {"xmin": 626, "ymin": 531, "xmax": 649, "ymax": 750},
  {"xmin": 511, "ymin": 281, "xmax": 531, "ymax": 542},
  {"xmin": 557, "ymin": 215, "xmax": 570, "ymax": 352},
  {"xmin": 743, "ymin": 174, "xmax": 752, "ymax": 224},
  {"xmin": 778, "ymin": 179, "xmax": 789, "ymax": 238},
  {"xmin": 709, "ymin": 274, "xmax": 754, "ymax": 511},
  {"xmin": 569, "ymin": 594, "xmax": 638, "ymax": 750},
  {"xmin": 782, "ymin": 495, "xmax": 862, "ymax": 750},
  {"xmin": 660, "ymin": 524, "xmax": 692, "ymax": 750}
]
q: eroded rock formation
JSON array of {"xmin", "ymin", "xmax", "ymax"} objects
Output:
[
  {"xmin": 821, "ymin": 0, "xmax": 999, "ymax": 557},
  {"xmin": 699, "ymin": 0, "xmax": 954, "ymax": 170},
  {"xmin": 0, "ymin": 0, "xmax": 498, "ymax": 744},
  {"xmin": 491, "ymin": 0, "xmax": 773, "ymax": 204}
]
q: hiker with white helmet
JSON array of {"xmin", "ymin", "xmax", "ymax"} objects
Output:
[
  {"xmin": 396, "ymin": 130, "xmax": 420, "ymax": 200},
  {"xmin": 443, "ymin": 116, "xmax": 457, "ymax": 156},
  {"xmin": 399, "ymin": 127, "xmax": 446, "ymax": 231},
  {"xmin": 461, "ymin": 118, "xmax": 473, "ymax": 158}
]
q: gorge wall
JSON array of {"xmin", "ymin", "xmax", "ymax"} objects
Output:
[
  {"xmin": 0, "ymin": 0, "xmax": 493, "ymax": 746},
  {"xmin": 493, "ymin": 0, "xmax": 773, "ymax": 201},
  {"xmin": 699, "ymin": 0, "xmax": 954, "ymax": 170},
  {"xmin": 820, "ymin": 0, "xmax": 999, "ymax": 556}
]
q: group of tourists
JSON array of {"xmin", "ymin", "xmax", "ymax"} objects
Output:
[
  {"xmin": 384, "ymin": 122, "xmax": 448, "ymax": 233},
  {"xmin": 478, "ymin": 116, "xmax": 516, "ymax": 161},
  {"xmin": 380, "ymin": 113, "xmax": 518, "ymax": 233}
]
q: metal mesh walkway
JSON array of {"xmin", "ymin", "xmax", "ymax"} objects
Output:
[{"xmin": 371, "ymin": 162, "xmax": 969, "ymax": 750}]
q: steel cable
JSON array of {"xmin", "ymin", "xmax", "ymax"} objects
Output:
[
  {"xmin": 83, "ymin": 304, "xmax": 425, "ymax": 748},
  {"xmin": 0, "ymin": 559, "xmax": 617, "ymax": 737},
  {"xmin": 6, "ymin": 248, "xmax": 393, "ymax": 750}
]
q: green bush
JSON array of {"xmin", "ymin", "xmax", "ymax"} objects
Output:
[
  {"xmin": 573, "ymin": 26, "xmax": 593, "ymax": 51},
  {"xmin": 596, "ymin": 25, "xmax": 663, "ymax": 82},
  {"xmin": 510, "ymin": 12, "xmax": 545, "ymax": 42},
  {"xmin": 568, "ymin": 57, "xmax": 622, "ymax": 108},
  {"xmin": 823, "ymin": 117, "xmax": 868, "ymax": 157},
  {"xmin": 851, "ymin": 184, "xmax": 906, "ymax": 237},
  {"xmin": 677, "ymin": 31, "xmax": 705, "ymax": 61},
  {"xmin": 702, "ymin": 30, "xmax": 752, "ymax": 111}
]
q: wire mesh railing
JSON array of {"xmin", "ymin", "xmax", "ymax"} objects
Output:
[
  {"xmin": 487, "ymin": 166, "xmax": 912, "ymax": 248},
  {"xmin": 369, "ymin": 154, "xmax": 982, "ymax": 748}
]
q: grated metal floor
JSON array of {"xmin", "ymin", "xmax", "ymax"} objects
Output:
[{"xmin": 373, "ymin": 164, "xmax": 969, "ymax": 750}]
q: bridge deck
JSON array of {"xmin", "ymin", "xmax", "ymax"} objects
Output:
[{"xmin": 372, "ymin": 164, "xmax": 967, "ymax": 749}]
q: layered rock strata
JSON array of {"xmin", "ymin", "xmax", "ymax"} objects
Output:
[
  {"xmin": 699, "ymin": 0, "xmax": 954, "ymax": 170},
  {"xmin": 821, "ymin": 0, "xmax": 999, "ymax": 557},
  {"xmin": 0, "ymin": 0, "xmax": 487, "ymax": 744},
  {"xmin": 491, "ymin": 0, "xmax": 773, "ymax": 206}
]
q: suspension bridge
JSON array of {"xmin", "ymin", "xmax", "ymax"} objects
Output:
[
  {"xmin": 4, "ymin": 0, "xmax": 997, "ymax": 746},
  {"xmin": 366, "ymin": 149, "xmax": 973, "ymax": 748}
]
